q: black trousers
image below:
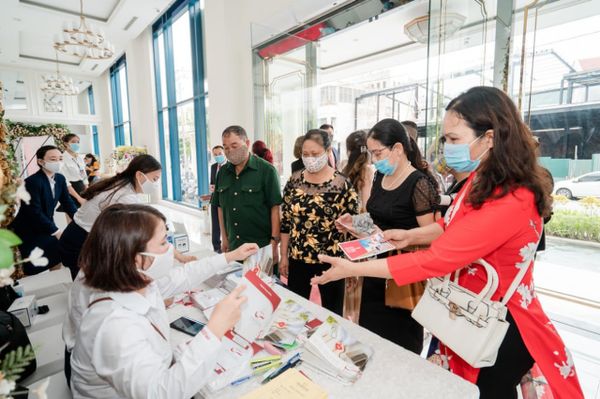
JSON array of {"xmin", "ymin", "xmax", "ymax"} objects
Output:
[
  {"xmin": 210, "ymin": 204, "xmax": 221, "ymax": 252},
  {"xmin": 476, "ymin": 311, "xmax": 534, "ymax": 399},
  {"xmin": 19, "ymin": 234, "xmax": 59, "ymax": 275},
  {"xmin": 58, "ymin": 222, "xmax": 88, "ymax": 279},
  {"xmin": 359, "ymin": 277, "xmax": 424, "ymax": 354},
  {"xmin": 287, "ymin": 258, "xmax": 344, "ymax": 316}
]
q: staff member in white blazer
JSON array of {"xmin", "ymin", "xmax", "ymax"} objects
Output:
[{"xmin": 69, "ymin": 204, "xmax": 257, "ymax": 399}]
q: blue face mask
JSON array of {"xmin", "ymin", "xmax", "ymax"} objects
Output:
[
  {"xmin": 373, "ymin": 157, "xmax": 397, "ymax": 176},
  {"xmin": 70, "ymin": 143, "xmax": 80, "ymax": 153},
  {"xmin": 443, "ymin": 137, "xmax": 485, "ymax": 172},
  {"xmin": 214, "ymin": 154, "xmax": 226, "ymax": 164}
]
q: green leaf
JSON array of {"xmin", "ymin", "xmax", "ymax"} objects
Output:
[
  {"xmin": 0, "ymin": 243, "xmax": 15, "ymax": 269},
  {"xmin": 0, "ymin": 229, "xmax": 21, "ymax": 247}
]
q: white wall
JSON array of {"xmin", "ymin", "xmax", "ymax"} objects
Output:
[{"xmin": 203, "ymin": 0, "xmax": 301, "ymax": 146}]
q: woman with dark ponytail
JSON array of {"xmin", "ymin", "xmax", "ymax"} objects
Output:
[
  {"xmin": 340, "ymin": 118, "xmax": 439, "ymax": 353},
  {"xmin": 58, "ymin": 154, "xmax": 182, "ymax": 279},
  {"xmin": 341, "ymin": 130, "xmax": 374, "ymax": 212}
]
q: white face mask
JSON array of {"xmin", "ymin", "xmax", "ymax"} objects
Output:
[
  {"xmin": 43, "ymin": 161, "xmax": 62, "ymax": 174},
  {"xmin": 302, "ymin": 152, "xmax": 329, "ymax": 174},
  {"xmin": 139, "ymin": 173, "xmax": 160, "ymax": 194},
  {"xmin": 140, "ymin": 244, "xmax": 174, "ymax": 281}
]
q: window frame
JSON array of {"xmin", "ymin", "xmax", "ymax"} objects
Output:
[
  {"xmin": 109, "ymin": 55, "xmax": 133, "ymax": 147},
  {"xmin": 152, "ymin": 0, "xmax": 209, "ymax": 204}
]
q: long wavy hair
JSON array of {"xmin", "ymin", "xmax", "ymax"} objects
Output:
[
  {"xmin": 368, "ymin": 118, "xmax": 438, "ymax": 191},
  {"xmin": 82, "ymin": 154, "xmax": 161, "ymax": 203},
  {"xmin": 446, "ymin": 86, "xmax": 552, "ymax": 217},
  {"xmin": 342, "ymin": 130, "xmax": 370, "ymax": 193}
]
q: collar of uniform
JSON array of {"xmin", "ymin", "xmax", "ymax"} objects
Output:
[
  {"xmin": 99, "ymin": 290, "xmax": 152, "ymax": 316},
  {"xmin": 225, "ymin": 153, "xmax": 259, "ymax": 173}
]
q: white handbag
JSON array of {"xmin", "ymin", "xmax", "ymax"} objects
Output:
[
  {"xmin": 411, "ymin": 179, "xmax": 533, "ymax": 368},
  {"xmin": 412, "ymin": 258, "xmax": 531, "ymax": 368}
]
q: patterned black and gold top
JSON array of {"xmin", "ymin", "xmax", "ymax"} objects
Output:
[{"xmin": 281, "ymin": 170, "xmax": 360, "ymax": 264}]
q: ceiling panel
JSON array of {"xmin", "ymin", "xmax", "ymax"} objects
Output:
[
  {"xmin": 0, "ymin": 0, "xmax": 173, "ymax": 77},
  {"xmin": 20, "ymin": 0, "xmax": 120, "ymax": 23}
]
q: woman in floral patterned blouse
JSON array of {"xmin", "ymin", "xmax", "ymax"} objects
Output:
[{"xmin": 280, "ymin": 129, "xmax": 360, "ymax": 315}]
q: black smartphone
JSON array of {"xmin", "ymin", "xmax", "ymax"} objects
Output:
[{"xmin": 169, "ymin": 316, "xmax": 205, "ymax": 337}]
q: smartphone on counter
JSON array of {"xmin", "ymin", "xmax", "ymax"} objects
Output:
[{"xmin": 170, "ymin": 316, "xmax": 206, "ymax": 337}]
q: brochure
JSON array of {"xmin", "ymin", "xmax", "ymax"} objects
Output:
[
  {"xmin": 234, "ymin": 270, "xmax": 281, "ymax": 342},
  {"xmin": 204, "ymin": 331, "xmax": 256, "ymax": 392},
  {"xmin": 338, "ymin": 232, "xmax": 395, "ymax": 261},
  {"xmin": 261, "ymin": 299, "xmax": 318, "ymax": 346},
  {"xmin": 302, "ymin": 316, "xmax": 373, "ymax": 384}
]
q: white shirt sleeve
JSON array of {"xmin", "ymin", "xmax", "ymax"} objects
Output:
[
  {"xmin": 156, "ymin": 254, "xmax": 228, "ymax": 298},
  {"xmin": 93, "ymin": 316, "xmax": 222, "ymax": 399}
]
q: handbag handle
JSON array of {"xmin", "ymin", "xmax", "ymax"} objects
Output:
[{"xmin": 441, "ymin": 258, "xmax": 499, "ymax": 308}]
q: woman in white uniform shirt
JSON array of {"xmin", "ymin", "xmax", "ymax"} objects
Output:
[
  {"xmin": 59, "ymin": 154, "xmax": 179, "ymax": 279},
  {"xmin": 58, "ymin": 133, "xmax": 88, "ymax": 208},
  {"xmin": 70, "ymin": 204, "xmax": 257, "ymax": 398}
]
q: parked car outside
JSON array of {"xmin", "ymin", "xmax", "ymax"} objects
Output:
[{"xmin": 554, "ymin": 171, "xmax": 600, "ymax": 199}]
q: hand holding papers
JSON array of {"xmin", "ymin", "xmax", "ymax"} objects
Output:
[
  {"xmin": 203, "ymin": 271, "xmax": 281, "ymax": 392},
  {"xmin": 243, "ymin": 244, "xmax": 274, "ymax": 276},
  {"xmin": 338, "ymin": 233, "xmax": 395, "ymax": 261}
]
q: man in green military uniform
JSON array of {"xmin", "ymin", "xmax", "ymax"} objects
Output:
[{"xmin": 211, "ymin": 125, "xmax": 282, "ymax": 263}]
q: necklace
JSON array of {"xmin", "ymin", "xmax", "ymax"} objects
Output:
[{"xmin": 381, "ymin": 160, "xmax": 413, "ymax": 190}]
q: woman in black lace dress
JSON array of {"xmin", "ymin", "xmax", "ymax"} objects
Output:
[
  {"xmin": 279, "ymin": 129, "xmax": 360, "ymax": 315},
  {"xmin": 360, "ymin": 119, "xmax": 439, "ymax": 353}
]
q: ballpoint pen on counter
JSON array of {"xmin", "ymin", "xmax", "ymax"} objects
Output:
[{"xmin": 260, "ymin": 353, "xmax": 302, "ymax": 385}]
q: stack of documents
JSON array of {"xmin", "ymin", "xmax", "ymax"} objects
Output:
[{"xmin": 302, "ymin": 316, "xmax": 373, "ymax": 384}]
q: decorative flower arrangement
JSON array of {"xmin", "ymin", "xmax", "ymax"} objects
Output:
[
  {"xmin": 106, "ymin": 146, "xmax": 148, "ymax": 174},
  {"xmin": 0, "ymin": 83, "xmax": 48, "ymax": 398}
]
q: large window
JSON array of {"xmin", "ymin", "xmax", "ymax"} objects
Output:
[
  {"xmin": 110, "ymin": 56, "xmax": 132, "ymax": 147},
  {"xmin": 153, "ymin": 0, "xmax": 208, "ymax": 206}
]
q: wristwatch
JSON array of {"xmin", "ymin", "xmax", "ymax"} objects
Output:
[{"xmin": 270, "ymin": 236, "xmax": 280, "ymax": 243}]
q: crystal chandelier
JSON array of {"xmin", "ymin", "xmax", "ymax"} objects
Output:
[
  {"xmin": 41, "ymin": 52, "xmax": 80, "ymax": 96},
  {"xmin": 53, "ymin": 0, "xmax": 114, "ymax": 60}
]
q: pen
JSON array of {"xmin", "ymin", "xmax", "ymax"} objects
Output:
[
  {"xmin": 230, "ymin": 375, "xmax": 252, "ymax": 386},
  {"xmin": 251, "ymin": 355, "xmax": 281, "ymax": 365},
  {"xmin": 252, "ymin": 361, "xmax": 282, "ymax": 375},
  {"xmin": 261, "ymin": 358, "xmax": 302, "ymax": 384}
]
